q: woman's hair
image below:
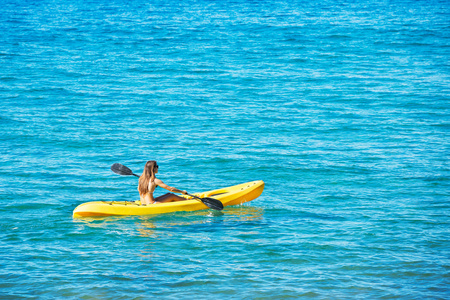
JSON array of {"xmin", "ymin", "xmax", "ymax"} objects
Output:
[{"xmin": 138, "ymin": 160, "xmax": 158, "ymax": 195}]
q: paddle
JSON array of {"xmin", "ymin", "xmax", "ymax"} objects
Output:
[
  {"xmin": 111, "ymin": 163, "xmax": 140, "ymax": 177},
  {"xmin": 110, "ymin": 163, "xmax": 224, "ymax": 211}
]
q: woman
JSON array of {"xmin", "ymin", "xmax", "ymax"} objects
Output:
[{"xmin": 138, "ymin": 160, "xmax": 188, "ymax": 205}]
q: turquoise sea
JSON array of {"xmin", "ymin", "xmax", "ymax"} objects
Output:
[{"xmin": 1, "ymin": 0, "xmax": 449, "ymax": 298}]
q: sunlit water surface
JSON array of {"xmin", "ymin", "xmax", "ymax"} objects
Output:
[{"xmin": 1, "ymin": 0, "xmax": 449, "ymax": 299}]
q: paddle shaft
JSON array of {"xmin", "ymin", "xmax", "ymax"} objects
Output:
[{"xmin": 187, "ymin": 193, "xmax": 206, "ymax": 201}]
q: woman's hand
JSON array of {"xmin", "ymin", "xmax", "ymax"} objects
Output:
[{"xmin": 181, "ymin": 190, "xmax": 188, "ymax": 195}]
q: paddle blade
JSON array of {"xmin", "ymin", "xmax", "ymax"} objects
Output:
[
  {"xmin": 111, "ymin": 163, "xmax": 139, "ymax": 177},
  {"xmin": 200, "ymin": 197, "xmax": 224, "ymax": 211}
]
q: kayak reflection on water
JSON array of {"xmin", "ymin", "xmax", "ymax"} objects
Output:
[{"xmin": 136, "ymin": 206, "xmax": 265, "ymax": 238}]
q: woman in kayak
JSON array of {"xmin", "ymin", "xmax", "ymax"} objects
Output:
[{"xmin": 138, "ymin": 160, "xmax": 188, "ymax": 205}]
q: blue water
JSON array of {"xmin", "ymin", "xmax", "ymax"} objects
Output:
[{"xmin": 1, "ymin": 0, "xmax": 449, "ymax": 298}]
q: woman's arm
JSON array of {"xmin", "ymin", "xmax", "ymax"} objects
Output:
[{"xmin": 155, "ymin": 179, "xmax": 187, "ymax": 194}]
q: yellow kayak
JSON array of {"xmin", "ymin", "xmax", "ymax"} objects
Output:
[{"xmin": 73, "ymin": 180, "xmax": 264, "ymax": 218}]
